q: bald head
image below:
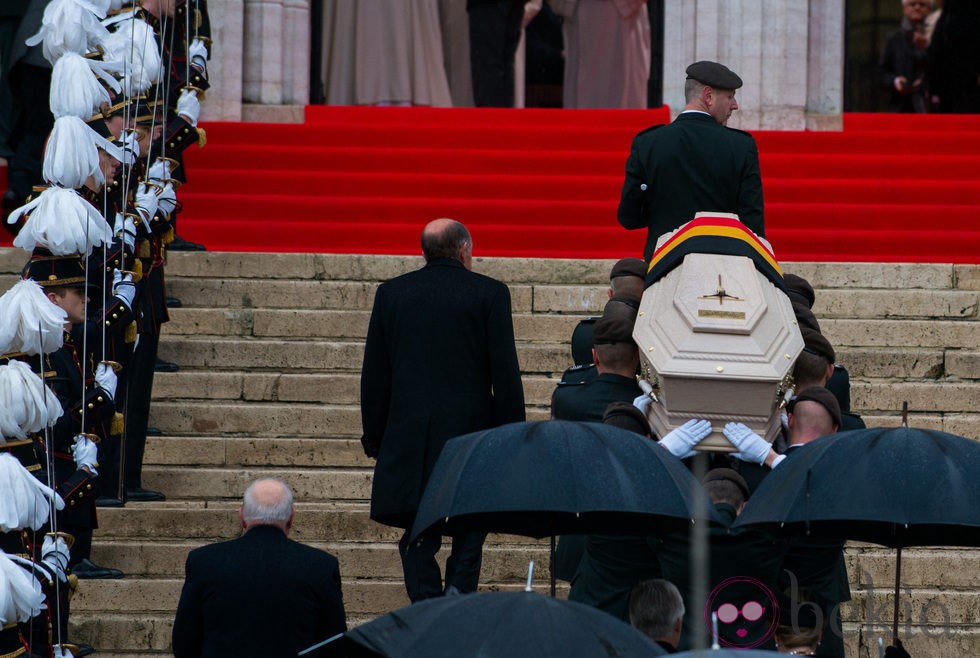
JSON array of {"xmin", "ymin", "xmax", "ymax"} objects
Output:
[
  {"xmin": 240, "ymin": 478, "xmax": 294, "ymax": 533},
  {"xmin": 788, "ymin": 400, "xmax": 838, "ymax": 446},
  {"xmin": 421, "ymin": 218, "xmax": 472, "ymax": 269}
]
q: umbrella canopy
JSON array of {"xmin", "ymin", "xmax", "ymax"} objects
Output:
[
  {"xmin": 733, "ymin": 426, "xmax": 980, "ymax": 547},
  {"xmin": 410, "ymin": 420, "xmax": 717, "ymax": 542},
  {"xmin": 345, "ymin": 590, "xmax": 667, "ymax": 657},
  {"xmin": 673, "ymin": 648, "xmax": 786, "ymax": 658}
]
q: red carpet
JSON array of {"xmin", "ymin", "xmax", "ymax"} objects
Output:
[{"xmin": 3, "ymin": 107, "xmax": 979, "ymax": 262}]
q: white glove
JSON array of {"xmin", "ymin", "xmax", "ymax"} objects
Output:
[
  {"xmin": 156, "ymin": 182, "xmax": 177, "ymax": 218},
  {"xmin": 659, "ymin": 419, "xmax": 712, "ymax": 459},
  {"xmin": 52, "ymin": 645, "xmax": 74, "ymax": 658},
  {"xmin": 177, "ymin": 89, "xmax": 201, "ymax": 126},
  {"xmin": 94, "ymin": 362, "xmax": 117, "ymax": 400},
  {"xmin": 147, "ymin": 158, "xmax": 172, "ymax": 184},
  {"xmin": 632, "ymin": 392, "xmax": 652, "ymax": 417},
  {"xmin": 188, "ymin": 38, "xmax": 209, "ymax": 74},
  {"xmin": 135, "ymin": 183, "xmax": 158, "ymax": 229},
  {"xmin": 112, "ymin": 269, "xmax": 136, "ymax": 312},
  {"xmin": 42, "ymin": 534, "xmax": 71, "ymax": 582},
  {"xmin": 120, "ymin": 130, "xmax": 141, "ymax": 159},
  {"xmin": 723, "ymin": 422, "xmax": 771, "ymax": 465},
  {"xmin": 113, "ymin": 212, "xmax": 136, "ymax": 251}
]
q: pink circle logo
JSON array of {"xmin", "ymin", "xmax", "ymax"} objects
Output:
[{"xmin": 704, "ymin": 576, "xmax": 779, "ymax": 649}]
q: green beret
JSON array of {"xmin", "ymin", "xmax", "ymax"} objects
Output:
[
  {"xmin": 685, "ymin": 60, "xmax": 743, "ymax": 90},
  {"xmin": 801, "ymin": 327, "xmax": 836, "ymax": 365},
  {"xmin": 593, "ymin": 294, "xmax": 639, "ymax": 345}
]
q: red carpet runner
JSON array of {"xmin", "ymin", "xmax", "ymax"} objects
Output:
[{"xmin": 3, "ymin": 108, "xmax": 979, "ymax": 262}]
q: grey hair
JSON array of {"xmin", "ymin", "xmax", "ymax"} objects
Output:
[
  {"xmin": 684, "ymin": 78, "xmax": 705, "ymax": 103},
  {"xmin": 629, "ymin": 579, "xmax": 686, "ymax": 641},
  {"xmin": 241, "ymin": 478, "xmax": 293, "ymax": 525}
]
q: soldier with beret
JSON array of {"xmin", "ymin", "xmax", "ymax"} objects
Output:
[
  {"xmin": 618, "ymin": 60, "xmax": 765, "ymax": 261},
  {"xmin": 569, "ymin": 257, "xmax": 647, "ymax": 367}
]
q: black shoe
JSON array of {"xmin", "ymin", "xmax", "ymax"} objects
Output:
[
  {"xmin": 167, "ymin": 234, "xmax": 206, "ymax": 251},
  {"xmin": 74, "ymin": 643, "xmax": 96, "ymax": 657},
  {"xmin": 125, "ymin": 487, "xmax": 166, "ymax": 502},
  {"xmin": 165, "ymin": 296, "xmax": 183, "ymax": 308},
  {"xmin": 95, "ymin": 497, "xmax": 125, "ymax": 508},
  {"xmin": 146, "ymin": 427, "xmax": 163, "ymax": 437},
  {"xmin": 72, "ymin": 559, "xmax": 124, "ymax": 579},
  {"xmin": 155, "ymin": 358, "xmax": 179, "ymax": 373}
]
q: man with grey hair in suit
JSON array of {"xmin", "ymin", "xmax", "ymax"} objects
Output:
[
  {"xmin": 172, "ymin": 478, "xmax": 348, "ymax": 657},
  {"xmin": 629, "ymin": 578, "xmax": 685, "ymax": 653}
]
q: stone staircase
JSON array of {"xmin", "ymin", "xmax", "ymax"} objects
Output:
[{"xmin": 1, "ymin": 249, "xmax": 978, "ymax": 657}]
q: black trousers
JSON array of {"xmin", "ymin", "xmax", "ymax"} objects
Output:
[
  {"xmin": 125, "ymin": 327, "xmax": 159, "ymax": 489},
  {"xmin": 467, "ymin": 0, "xmax": 524, "ymax": 107},
  {"xmin": 5, "ymin": 62, "xmax": 52, "ymax": 201},
  {"xmin": 398, "ymin": 525, "xmax": 487, "ymax": 602}
]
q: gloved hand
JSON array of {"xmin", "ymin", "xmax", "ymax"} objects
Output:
[
  {"xmin": 147, "ymin": 158, "xmax": 172, "ymax": 184},
  {"xmin": 94, "ymin": 361, "xmax": 117, "ymax": 400},
  {"xmin": 42, "ymin": 534, "xmax": 71, "ymax": 582},
  {"xmin": 120, "ymin": 129, "xmax": 140, "ymax": 159},
  {"xmin": 71, "ymin": 434, "xmax": 99, "ymax": 474},
  {"xmin": 113, "ymin": 212, "xmax": 136, "ymax": 251},
  {"xmin": 659, "ymin": 419, "xmax": 711, "ymax": 459},
  {"xmin": 188, "ymin": 38, "xmax": 209, "ymax": 75},
  {"xmin": 632, "ymin": 392, "xmax": 652, "ymax": 417},
  {"xmin": 156, "ymin": 182, "xmax": 177, "ymax": 218},
  {"xmin": 723, "ymin": 422, "xmax": 772, "ymax": 465},
  {"xmin": 52, "ymin": 645, "xmax": 74, "ymax": 658},
  {"xmin": 177, "ymin": 89, "xmax": 201, "ymax": 126},
  {"xmin": 112, "ymin": 269, "xmax": 136, "ymax": 312},
  {"xmin": 135, "ymin": 183, "xmax": 159, "ymax": 229},
  {"xmin": 884, "ymin": 639, "xmax": 911, "ymax": 658}
]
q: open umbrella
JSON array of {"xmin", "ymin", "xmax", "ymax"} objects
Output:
[
  {"xmin": 409, "ymin": 420, "xmax": 718, "ymax": 594},
  {"xmin": 345, "ymin": 590, "xmax": 667, "ymax": 657},
  {"xmin": 732, "ymin": 424, "xmax": 980, "ymax": 642}
]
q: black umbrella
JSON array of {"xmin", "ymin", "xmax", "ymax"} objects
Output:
[
  {"xmin": 409, "ymin": 420, "xmax": 718, "ymax": 594},
  {"xmin": 732, "ymin": 424, "xmax": 980, "ymax": 641},
  {"xmin": 345, "ymin": 590, "xmax": 667, "ymax": 657}
]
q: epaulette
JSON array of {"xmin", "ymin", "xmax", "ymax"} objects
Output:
[{"xmin": 558, "ymin": 363, "xmax": 596, "ymax": 386}]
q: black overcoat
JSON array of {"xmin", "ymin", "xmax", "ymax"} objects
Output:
[
  {"xmin": 171, "ymin": 525, "xmax": 347, "ymax": 658},
  {"xmin": 360, "ymin": 258, "xmax": 526, "ymax": 529}
]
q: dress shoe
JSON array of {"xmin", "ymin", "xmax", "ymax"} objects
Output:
[
  {"xmin": 74, "ymin": 643, "xmax": 96, "ymax": 657},
  {"xmin": 165, "ymin": 296, "xmax": 183, "ymax": 308},
  {"xmin": 95, "ymin": 496, "xmax": 125, "ymax": 508},
  {"xmin": 125, "ymin": 487, "xmax": 166, "ymax": 502},
  {"xmin": 72, "ymin": 559, "xmax": 124, "ymax": 579},
  {"xmin": 155, "ymin": 358, "xmax": 179, "ymax": 373},
  {"xmin": 167, "ymin": 234, "xmax": 207, "ymax": 251},
  {"xmin": 146, "ymin": 427, "xmax": 163, "ymax": 437}
]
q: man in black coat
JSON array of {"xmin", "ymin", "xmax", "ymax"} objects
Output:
[
  {"xmin": 618, "ymin": 60, "xmax": 765, "ymax": 261},
  {"xmin": 360, "ymin": 218, "xmax": 526, "ymax": 602},
  {"xmin": 171, "ymin": 478, "xmax": 347, "ymax": 658}
]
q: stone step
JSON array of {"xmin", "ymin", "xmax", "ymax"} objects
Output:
[
  {"xmin": 164, "ymin": 307, "xmax": 978, "ymax": 354},
  {"xmin": 150, "ymin": 370, "xmax": 559, "ymax": 408},
  {"xmin": 138, "ymin": 467, "xmax": 375, "ymax": 502},
  {"xmin": 147, "ymin": 400, "xmax": 551, "ymax": 437},
  {"xmin": 143, "ymin": 435, "xmax": 371, "ymax": 468},
  {"xmin": 157, "ymin": 337, "xmax": 567, "ymax": 375}
]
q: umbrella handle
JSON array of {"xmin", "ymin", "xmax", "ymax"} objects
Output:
[
  {"xmin": 550, "ymin": 536, "xmax": 556, "ymax": 598},
  {"xmin": 892, "ymin": 546, "xmax": 902, "ymax": 643}
]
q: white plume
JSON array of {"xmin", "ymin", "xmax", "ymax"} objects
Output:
[
  {"xmin": 25, "ymin": 0, "xmax": 110, "ymax": 64},
  {"xmin": 0, "ymin": 453, "xmax": 64, "ymax": 534},
  {"xmin": 103, "ymin": 17, "xmax": 161, "ymax": 95},
  {"xmin": 0, "ymin": 551, "xmax": 45, "ymax": 624},
  {"xmin": 11, "ymin": 186, "xmax": 112, "ymax": 256},
  {"xmin": 50, "ymin": 52, "xmax": 114, "ymax": 118},
  {"xmin": 0, "ymin": 280, "xmax": 67, "ymax": 355},
  {"xmin": 43, "ymin": 116, "xmax": 102, "ymax": 188},
  {"xmin": 0, "ymin": 361, "xmax": 64, "ymax": 440}
]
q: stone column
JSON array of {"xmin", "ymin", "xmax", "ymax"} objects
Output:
[
  {"xmin": 201, "ymin": 0, "xmax": 245, "ymax": 121},
  {"xmin": 663, "ymin": 0, "xmax": 844, "ymax": 130},
  {"xmin": 242, "ymin": 0, "xmax": 310, "ymax": 105}
]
